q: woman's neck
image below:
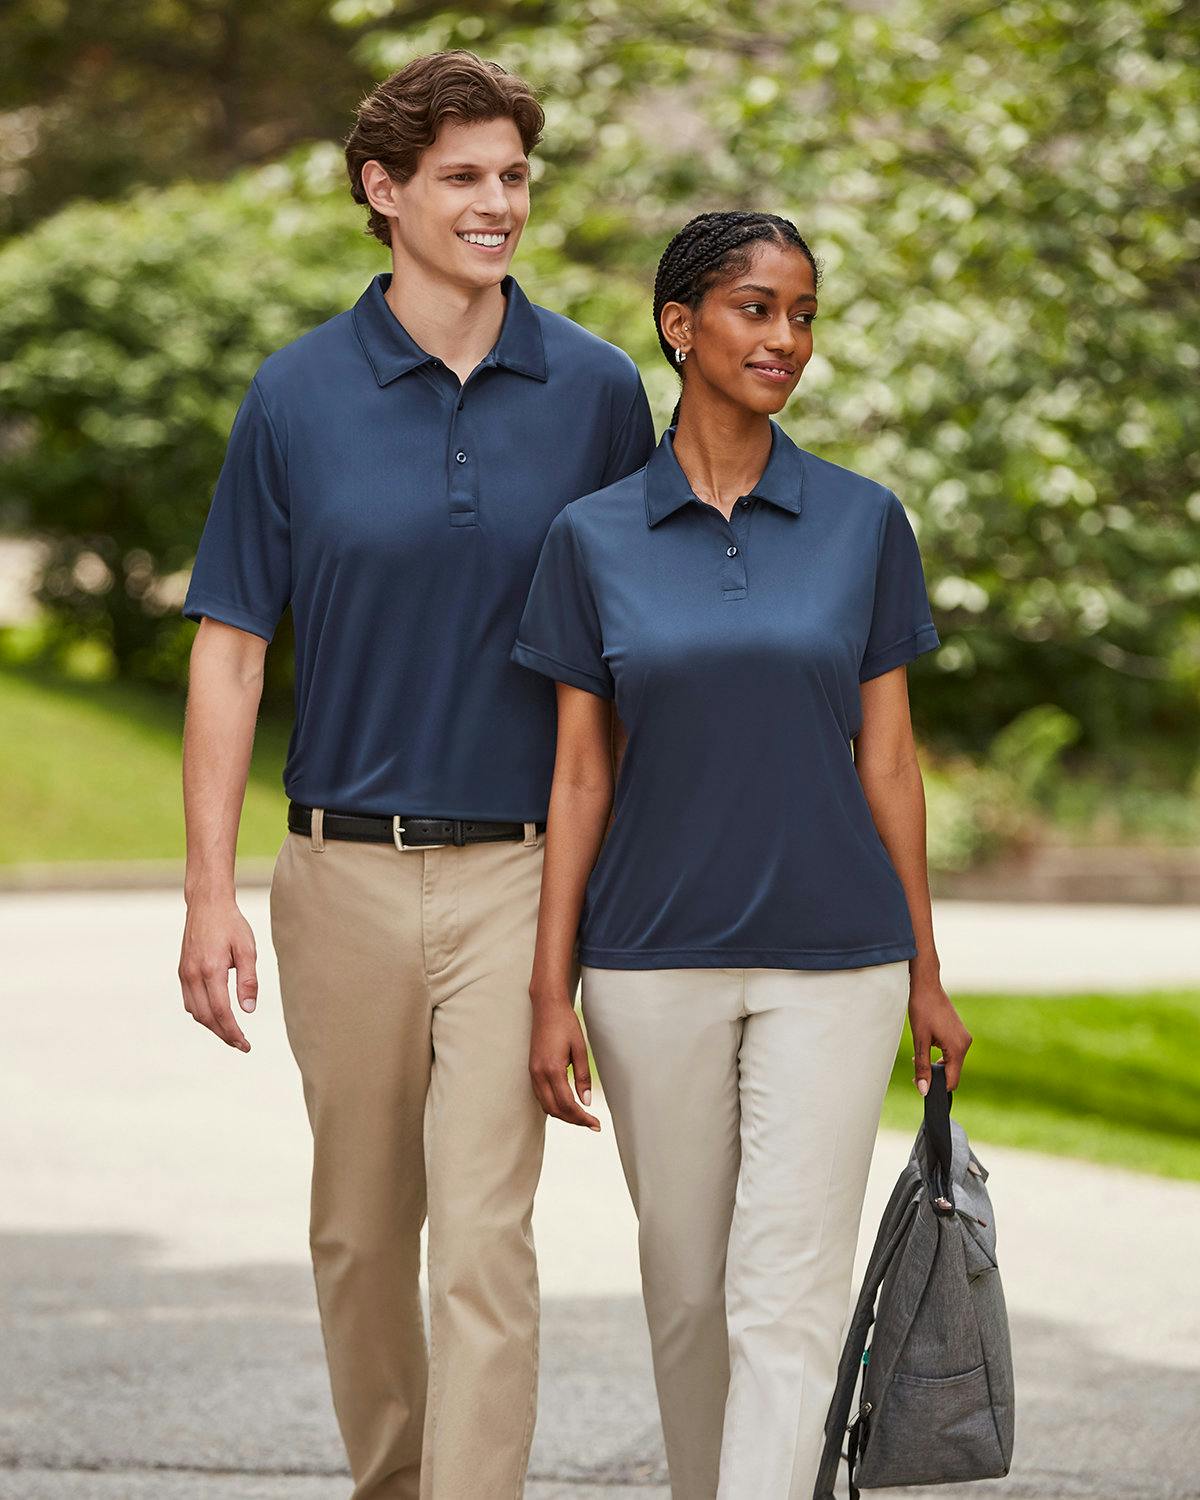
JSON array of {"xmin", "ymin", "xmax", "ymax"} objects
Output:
[{"xmin": 671, "ymin": 400, "xmax": 774, "ymax": 517}]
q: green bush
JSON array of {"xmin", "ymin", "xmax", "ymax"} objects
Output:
[
  {"xmin": 2, "ymin": 0, "xmax": 1197, "ymax": 790},
  {"xmin": 0, "ymin": 146, "xmax": 375, "ymax": 701}
]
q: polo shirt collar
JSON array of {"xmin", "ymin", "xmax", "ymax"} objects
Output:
[
  {"xmin": 644, "ymin": 419, "xmax": 805, "ymax": 527},
  {"xmin": 352, "ymin": 271, "xmax": 548, "ymax": 386}
]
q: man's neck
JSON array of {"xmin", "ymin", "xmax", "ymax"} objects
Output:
[{"xmin": 383, "ymin": 252, "xmax": 509, "ymax": 384}]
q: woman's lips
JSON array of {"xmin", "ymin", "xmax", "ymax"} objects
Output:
[{"xmin": 746, "ymin": 362, "xmax": 795, "ymax": 383}]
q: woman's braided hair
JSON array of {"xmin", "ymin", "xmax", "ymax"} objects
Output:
[{"xmin": 653, "ymin": 211, "xmax": 821, "ymax": 425}]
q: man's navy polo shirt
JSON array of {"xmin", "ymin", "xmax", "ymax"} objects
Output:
[
  {"xmin": 511, "ymin": 420, "xmax": 941, "ymax": 971},
  {"xmin": 183, "ymin": 271, "xmax": 655, "ymax": 819}
]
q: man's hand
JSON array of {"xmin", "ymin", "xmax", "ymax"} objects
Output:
[
  {"xmin": 529, "ymin": 990, "xmax": 600, "ymax": 1130},
  {"xmin": 179, "ymin": 895, "xmax": 258, "ymax": 1053}
]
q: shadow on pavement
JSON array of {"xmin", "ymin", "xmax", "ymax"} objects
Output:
[{"xmin": 1, "ymin": 1231, "xmax": 1195, "ymax": 1499}]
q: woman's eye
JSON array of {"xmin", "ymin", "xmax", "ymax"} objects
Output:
[
  {"xmin": 742, "ymin": 303, "xmax": 767, "ymax": 316},
  {"xmin": 795, "ymin": 312, "xmax": 817, "ymax": 326}
]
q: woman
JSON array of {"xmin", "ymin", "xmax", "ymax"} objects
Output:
[{"xmin": 510, "ymin": 210, "xmax": 972, "ymax": 1499}]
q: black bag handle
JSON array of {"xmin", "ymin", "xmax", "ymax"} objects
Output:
[{"xmin": 924, "ymin": 1059, "xmax": 955, "ymax": 1214}]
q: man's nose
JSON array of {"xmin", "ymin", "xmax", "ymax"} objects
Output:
[{"xmin": 473, "ymin": 175, "xmax": 510, "ymax": 216}]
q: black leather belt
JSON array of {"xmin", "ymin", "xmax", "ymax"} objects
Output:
[{"xmin": 288, "ymin": 800, "xmax": 545, "ymax": 849}]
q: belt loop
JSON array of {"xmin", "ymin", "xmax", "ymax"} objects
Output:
[
  {"xmin": 523, "ymin": 821, "xmax": 540, "ymax": 848},
  {"xmin": 310, "ymin": 806, "xmax": 326, "ymax": 853}
]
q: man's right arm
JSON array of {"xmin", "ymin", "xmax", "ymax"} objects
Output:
[
  {"xmin": 178, "ymin": 617, "xmax": 268, "ymax": 1053},
  {"xmin": 177, "ymin": 372, "xmax": 291, "ymax": 1053}
]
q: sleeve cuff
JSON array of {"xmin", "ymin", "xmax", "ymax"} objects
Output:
[
  {"xmin": 182, "ymin": 594, "xmax": 278, "ymax": 643},
  {"xmin": 859, "ymin": 623, "xmax": 940, "ymax": 683},
  {"xmin": 510, "ymin": 640, "xmax": 614, "ymax": 699}
]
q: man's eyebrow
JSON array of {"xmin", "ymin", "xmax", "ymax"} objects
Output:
[
  {"xmin": 730, "ymin": 282, "xmax": 818, "ymax": 306},
  {"xmin": 438, "ymin": 159, "xmax": 530, "ymax": 171}
]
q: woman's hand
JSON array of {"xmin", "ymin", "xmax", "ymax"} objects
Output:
[
  {"xmin": 908, "ymin": 973, "xmax": 972, "ymax": 1094},
  {"xmin": 529, "ymin": 990, "xmax": 601, "ymax": 1131}
]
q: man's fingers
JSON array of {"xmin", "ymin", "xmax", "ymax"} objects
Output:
[
  {"xmin": 232, "ymin": 938, "xmax": 259, "ymax": 1013},
  {"xmin": 201, "ymin": 966, "xmax": 250, "ymax": 1052},
  {"xmin": 179, "ymin": 971, "xmax": 206, "ymax": 1026}
]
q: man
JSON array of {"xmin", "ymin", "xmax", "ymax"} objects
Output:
[{"xmin": 177, "ymin": 49, "xmax": 654, "ymax": 1500}]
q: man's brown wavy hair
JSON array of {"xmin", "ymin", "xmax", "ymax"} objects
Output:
[{"xmin": 344, "ymin": 50, "xmax": 545, "ymax": 248}]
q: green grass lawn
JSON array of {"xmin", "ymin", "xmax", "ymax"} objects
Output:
[
  {"xmin": 4, "ymin": 664, "xmax": 1199, "ymax": 1184},
  {"xmin": 0, "ymin": 663, "xmax": 290, "ymax": 864},
  {"xmin": 881, "ymin": 989, "xmax": 1200, "ymax": 1183}
]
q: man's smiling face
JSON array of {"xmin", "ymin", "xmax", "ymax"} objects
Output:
[{"xmin": 389, "ymin": 115, "xmax": 531, "ymax": 290}]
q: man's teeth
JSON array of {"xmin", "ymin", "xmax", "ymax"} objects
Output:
[{"xmin": 459, "ymin": 232, "xmax": 507, "ymax": 246}]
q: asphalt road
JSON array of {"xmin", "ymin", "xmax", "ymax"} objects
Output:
[{"xmin": 3, "ymin": 889, "xmax": 1198, "ymax": 1499}]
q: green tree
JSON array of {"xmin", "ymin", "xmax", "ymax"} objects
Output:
[
  {"xmin": 0, "ymin": 0, "xmax": 1196, "ymax": 784},
  {"xmin": 0, "ymin": 0, "xmax": 377, "ymax": 238}
]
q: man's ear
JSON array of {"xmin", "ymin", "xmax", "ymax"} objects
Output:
[{"xmin": 360, "ymin": 160, "xmax": 400, "ymax": 224}]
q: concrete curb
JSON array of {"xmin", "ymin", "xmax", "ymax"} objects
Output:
[{"xmin": 3, "ymin": 846, "xmax": 1200, "ymax": 901}]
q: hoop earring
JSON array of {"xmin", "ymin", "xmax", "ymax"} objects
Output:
[{"xmin": 674, "ymin": 347, "xmax": 687, "ymax": 364}]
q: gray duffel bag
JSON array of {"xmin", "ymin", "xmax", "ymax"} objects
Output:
[{"xmin": 813, "ymin": 1060, "xmax": 1016, "ymax": 1497}]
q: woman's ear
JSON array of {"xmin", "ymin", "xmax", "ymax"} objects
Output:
[{"xmin": 660, "ymin": 301, "xmax": 692, "ymax": 357}]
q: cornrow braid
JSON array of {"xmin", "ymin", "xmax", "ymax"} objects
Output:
[{"xmin": 653, "ymin": 211, "xmax": 821, "ymax": 425}]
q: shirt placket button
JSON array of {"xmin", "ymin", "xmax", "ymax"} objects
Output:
[
  {"xmin": 449, "ymin": 427, "xmax": 474, "ymax": 524},
  {"xmin": 720, "ymin": 519, "xmax": 747, "ymax": 592}
]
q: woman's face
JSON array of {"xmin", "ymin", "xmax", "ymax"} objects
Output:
[{"xmin": 663, "ymin": 240, "xmax": 818, "ymax": 417}]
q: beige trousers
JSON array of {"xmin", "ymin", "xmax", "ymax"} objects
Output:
[
  {"xmin": 269, "ymin": 819, "xmax": 559, "ymax": 1500},
  {"xmin": 580, "ymin": 960, "xmax": 910, "ymax": 1500}
]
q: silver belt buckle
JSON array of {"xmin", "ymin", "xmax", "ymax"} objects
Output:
[{"xmin": 393, "ymin": 815, "xmax": 446, "ymax": 852}]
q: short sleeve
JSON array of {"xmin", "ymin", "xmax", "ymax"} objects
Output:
[
  {"xmin": 182, "ymin": 376, "xmax": 291, "ymax": 642},
  {"xmin": 858, "ymin": 490, "xmax": 940, "ymax": 682},
  {"xmin": 599, "ymin": 369, "xmax": 656, "ymax": 488},
  {"xmin": 510, "ymin": 507, "xmax": 614, "ymax": 699}
]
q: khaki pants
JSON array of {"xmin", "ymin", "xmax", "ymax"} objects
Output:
[
  {"xmin": 270, "ymin": 819, "xmax": 558, "ymax": 1500},
  {"xmin": 580, "ymin": 960, "xmax": 910, "ymax": 1500}
]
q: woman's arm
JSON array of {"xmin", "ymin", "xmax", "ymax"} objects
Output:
[
  {"xmin": 527, "ymin": 681, "xmax": 616, "ymax": 1131},
  {"xmin": 854, "ymin": 666, "xmax": 973, "ymax": 1093}
]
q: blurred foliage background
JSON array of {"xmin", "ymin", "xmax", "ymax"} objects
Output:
[{"xmin": 1, "ymin": 0, "xmax": 1197, "ymax": 866}]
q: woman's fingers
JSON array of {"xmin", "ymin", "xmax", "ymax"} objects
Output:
[
  {"xmin": 529, "ymin": 1057, "xmax": 601, "ymax": 1130},
  {"xmin": 911, "ymin": 1025, "xmax": 973, "ymax": 1093},
  {"xmin": 912, "ymin": 1030, "xmax": 931, "ymax": 1095},
  {"xmin": 549, "ymin": 1063, "xmax": 601, "ymax": 1130},
  {"xmin": 570, "ymin": 1035, "xmax": 593, "ymax": 1107}
]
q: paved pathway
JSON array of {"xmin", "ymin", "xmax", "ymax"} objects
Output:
[{"xmin": 2, "ymin": 889, "xmax": 1198, "ymax": 1498}]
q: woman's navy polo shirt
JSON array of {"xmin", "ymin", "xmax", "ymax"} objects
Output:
[
  {"xmin": 182, "ymin": 272, "xmax": 654, "ymax": 820},
  {"xmin": 510, "ymin": 420, "xmax": 941, "ymax": 971}
]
